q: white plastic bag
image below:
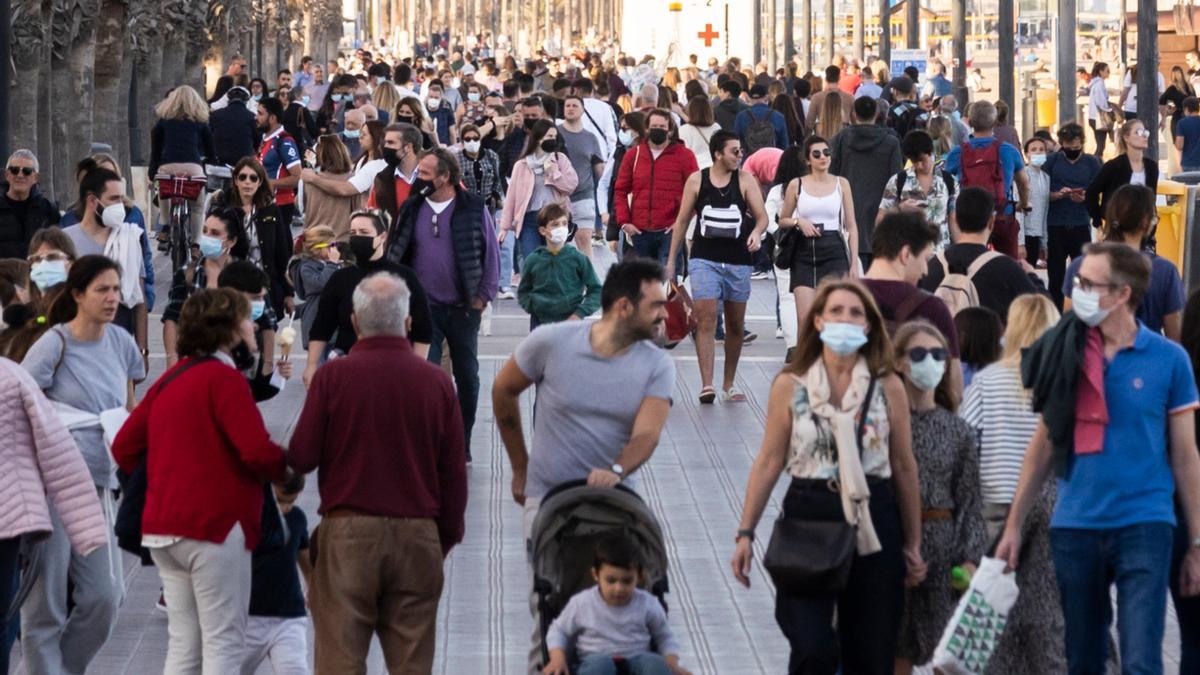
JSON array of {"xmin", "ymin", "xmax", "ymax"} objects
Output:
[{"xmin": 932, "ymin": 557, "xmax": 1019, "ymax": 675}]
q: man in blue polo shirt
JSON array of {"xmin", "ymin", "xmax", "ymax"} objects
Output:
[
  {"xmin": 998, "ymin": 242, "xmax": 1200, "ymax": 674},
  {"xmin": 1175, "ymin": 96, "xmax": 1200, "ymax": 173},
  {"xmin": 943, "ymin": 100, "xmax": 1029, "ymax": 258}
]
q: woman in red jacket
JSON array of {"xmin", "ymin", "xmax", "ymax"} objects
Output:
[
  {"xmin": 612, "ymin": 108, "xmax": 700, "ymax": 266},
  {"xmin": 113, "ymin": 288, "xmax": 288, "ymax": 673}
]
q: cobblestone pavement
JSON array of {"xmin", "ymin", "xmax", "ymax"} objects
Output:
[{"xmin": 5, "ymin": 248, "xmax": 1183, "ymax": 673}]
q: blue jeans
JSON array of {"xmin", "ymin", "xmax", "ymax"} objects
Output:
[
  {"xmin": 630, "ymin": 230, "xmax": 672, "ymax": 266},
  {"xmin": 518, "ymin": 210, "xmax": 545, "ymax": 262},
  {"xmin": 1050, "ymin": 523, "xmax": 1174, "ymax": 675},
  {"xmin": 427, "ymin": 304, "xmax": 482, "ymax": 457},
  {"xmin": 577, "ymin": 652, "xmax": 671, "ymax": 675},
  {"xmin": 497, "ymin": 210, "xmax": 515, "ymax": 291}
]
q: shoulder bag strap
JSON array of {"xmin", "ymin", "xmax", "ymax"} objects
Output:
[
  {"xmin": 856, "ymin": 375, "xmax": 877, "ymax": 453},
  {"xmin": 153, "ymin": 355, "xmax": 216, "ymax": 396},
  {"xmin": 966, "ymin": 250, "xmax": 1003, "ymax": 279}
]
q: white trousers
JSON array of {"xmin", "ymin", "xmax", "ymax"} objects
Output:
[{"xmin": 240, "ymin": 615, "xmax": 311, "ymax": 675}]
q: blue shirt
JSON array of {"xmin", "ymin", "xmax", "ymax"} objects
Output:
[
  {"xmin": 927, "ymin": 74, "xmax": 954, "ymax": 98},
  {"xmin": 1177, "ymin": 115, "xmax": 1200, "ymax": 169},
  {"xmin": 732, "ymin": 104, "xmax": 789, "ymax": 150},
  {"xmin": 943, "ymin": 137, "xmax": 1025, "ymax": 214},
  {"xmin": 1052, "ymin": 324, "xmax": 1199, "ymax": 530},
  {"xmin": 1063, "ymin": 253, "xmax": 1185, "ymax": 334},
  {"xmin": 1043, "ymin": 151, "xmax": 1102, "ymax": 227},
  {"xmin": 428, "ymin": 103, "xmax": 456, "ymax": 144}
]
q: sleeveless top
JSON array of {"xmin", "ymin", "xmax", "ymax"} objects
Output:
[
  {"xmin": 786, "ymin": 375, "xmax": 892, "ymax": 480},
  {"xmin": 794, "ymin": 177, "xmax": 843, "ymax": 235},
  {"xmin": 691, "ymin": 168, "xmax": 752, "ymax": 265}
]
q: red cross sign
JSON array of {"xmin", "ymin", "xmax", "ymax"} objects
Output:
[{"xmin": 698, "ymin": 24, "xmax": 720, "ymax": 47}]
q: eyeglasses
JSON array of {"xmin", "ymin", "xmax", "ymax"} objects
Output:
[
  {"xmin": 7, "ymin": 166, "xmax": 34, "ymax": 177},
  {"xmin": 28, "ymin": 252, "xmax": 69, "ymax": 264},
  {"xmin": 810, "ymin": 148, "xmax": 832, "ymax": 159},
  {"xmin": 236, "ymin": 173, "xmax": 261, "ymax": 183},
  {"xmin": 1133, "ymin": 128, "xmax": 1153, "ymax": 138},
  {"xmin": 1074, "ymin": 274, "xmax": 1118, "ymax": 293},
  {"xmin": 907, "ymin": 347, "xmax": 948, "ymax": 362}
]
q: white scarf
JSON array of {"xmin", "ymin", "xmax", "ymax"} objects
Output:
[
  {"xmin": 803, "ymin": 357, "xmax": 882, "ymax": 555},
  {"xmin": 102, "ymin": 221, "xmax": 146, "ymax": 307}
]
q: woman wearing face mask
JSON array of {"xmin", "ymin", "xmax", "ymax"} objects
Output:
[
  {"xmin": 1086, "ymin": 119, "xmax": 1159, "ymax": 232},
  {"xmin": 891, "ymin": 321, "xmax": 986, "ymax": 675},
  {"xmin": 300, "ymin": 134, "xmax": 362, "ymax": 238},
  {"xmin": 1064, "ymin": 184, "xmax": 1185, "ymax": 341},
  {"xmin": 315, "ymin": 74, "xmax": 358, "ymax": 136},
  {"xmin": 456, "ymin": 82, "xmax": 490, "ymax": 128},
  {"xmin": 279, "ymin": 87, "xmax": 319, "ymax": 150},
  {"xmin": 216, "ymin": 261, "xmax": 291, "ymax": 402},
  {"xmin": 731, "ymin": 279, "xmax": 926, "ymax": 673},
  {"xmin": 19, "ymin": 255, "xmax": 145, "ymax": 675},
  {"xmin": 1018, "ymin": 137, "xmax": 1051, "ymax": 268},
  {"xmin": 208, "ymin": 158, "xmax": 294, "ymax": 318},
  {"xmin": 162, "ymin": 207, "xmax": 251, "ymax": 367},
  {"xmin": 249, "ymin": 78, "xmax": 269, "ymax": 106},
  {"xmin": 395, "ymin": 96, "xmax": 437, "ymax": 150},
  {"xmin": 605, "ymin": 111, "xmax": 645, "ymax": 252},
  {"xmin": 499, "ymin": 119, "xmax": 579, "ymax": 261},
  {"xmin": 302, "ymin": 209, "xmax": 432, "ymax": 388}
]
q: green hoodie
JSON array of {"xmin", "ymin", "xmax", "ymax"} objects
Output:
[{"xmin": 517, "ymin": 245, "xmax": 601, "ymax": 323}]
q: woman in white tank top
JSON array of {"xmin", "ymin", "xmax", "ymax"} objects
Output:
[{"xmin": 778, "ymin": 135, "xmax": 860, "ymax": 336}]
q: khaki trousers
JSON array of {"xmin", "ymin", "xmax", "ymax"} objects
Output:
[{"xmin": 309, "ymin": 515, "xmax": 444, "ymax": 675}]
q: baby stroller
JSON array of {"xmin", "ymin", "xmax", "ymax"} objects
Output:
[{"xmin": 529, "ymin": 479, "xmax": 671, "ymax": 672}]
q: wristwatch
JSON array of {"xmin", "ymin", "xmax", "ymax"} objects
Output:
[
  {"xmin": 610, "ymin": 463, "xmax": 625, "ymax": 480},
  {"xmin": 736, "ymin": 529, "xmax": 755, "ymax": 543}
]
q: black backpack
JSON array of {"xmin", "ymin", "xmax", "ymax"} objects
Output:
[{"xmin": 744, "ymin": 108, "xmax": 778, "ymax": 154}]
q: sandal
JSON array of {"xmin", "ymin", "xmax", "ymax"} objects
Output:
[
  {"xmin": 722, "ymin": 387, "xmax": 748, "ymax": 403},
  {"xmin": 698, "ymin": 386, "xmax": 717, "ymax": 404}
]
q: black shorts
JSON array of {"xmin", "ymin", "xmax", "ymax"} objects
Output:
[{"xmin": 789, "ymin": 232, "xmax": 850, "ymax": 291}]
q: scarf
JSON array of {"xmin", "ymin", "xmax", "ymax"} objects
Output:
[
  {"xmin": 1073, "ymin": 326, "xmax": 1108, "ymax": 454},
  {"xmin": 803, "ymin": 357, "xmax": 882, "ymax": 555}
]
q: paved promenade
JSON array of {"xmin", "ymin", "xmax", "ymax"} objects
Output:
[{"xmin": 4, "ymin": 249, "xmax": 1185, "ymax": 673}]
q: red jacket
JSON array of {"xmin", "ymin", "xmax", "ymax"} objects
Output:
[
  {"xmin": 613, "ymin": 140, "xmax": 699, "ymax": 232},
  {"xmin": 112, "ymin": 357, "xmax": 287, "ymax": 550}
]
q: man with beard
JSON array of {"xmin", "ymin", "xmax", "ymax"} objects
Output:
[
  {"xmin": 367, "ymin": 123, "xmax": 423, "ymax": 225},
  {"xmin": 255, "ymin": 98, "xmax": 303, "ymax": 228},
  {"xmin": 492, "ymin": 257, "xmax": 675, "ymax": 674}
]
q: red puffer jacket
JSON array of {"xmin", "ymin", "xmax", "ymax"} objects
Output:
[{"xmin": 613, "ymin": 141, "xmax": 699, "ymax": 232}]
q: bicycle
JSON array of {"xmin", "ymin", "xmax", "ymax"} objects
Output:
[{"xmin": 153, "ymin": 174, "xmax": 208, "ymax": 271}]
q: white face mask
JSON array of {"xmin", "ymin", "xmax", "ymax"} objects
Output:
[
  {"xmin": 100, "ymin": 202, "xmax": 125, "ymax": 228},
  {"xmin": 1029, "ymin": 153, "xmax": 1047, "ymax": 167},
  {"xmin": 548, "ymin": 226, "xmax": 570, "ymax": 246},
  {"xmin": 1071, "ymin": 287, "xmax": 1111, "ymax": 327},
  {"xmin": 907, "ymin": 355, "xmax": 946, "ymax": 391},
  {"xmin": 426, "ymin": 96, "xmax": 441, "ymax": 110},
  {"xmin": 463, "ymin": 140, "xmax": 481, "ymax": 154}
]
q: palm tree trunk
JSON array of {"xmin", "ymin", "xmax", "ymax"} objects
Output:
[
  {"xmin": 52, "ymin": 5, "xmax": 100, "ymax": 205},
  {"xmin": 93, "ymin": 0, "xmax": 128, "ymax": 152},
  {"xmin": 37, "ymin": 29, "xmax": 54, "ymax": 198},
  {"xmin": 10, "ymin": 0, "xmax": 46, "ymax": 151}
]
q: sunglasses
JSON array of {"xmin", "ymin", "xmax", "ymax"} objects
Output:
[
  {"xmin": 1134, "ymin": 128, "xmax": 1152, "ymax": 138},
  {"xmin": 236, "ymin": 173, "xmax": 261, "ymax": 183},
  {"xmin": 907, "ymin": 347, "xmax": 948, "ymax": 363},
  {"xmin": 463, "ymin": 137, "xmax": 481, "ymax": 143},
  {"xmin": 7, "ymin": 166, "xmax": 34, "ymax": 177},
  {"xmin": 810, "ymin": 148, "xmax": 832, "ymax": 159}
]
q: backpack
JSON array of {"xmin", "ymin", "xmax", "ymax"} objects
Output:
[
  {"xmin": 958, "ymin": 141, "xmax": 1007, "ymax": 213},
  {"xmin": 932, "ymin": 250, "xmax": 1002, "ymax": 316},
  {"xmin": 744, "ymin": 108, "xmax": 778, "ymax": 154},
  {"xmin": 887, "ymin": 101, "xmax": 928, "ymax": 138}
]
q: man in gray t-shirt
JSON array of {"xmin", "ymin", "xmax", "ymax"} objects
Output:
[
  {"xmin": 556, "ymin": 96, "xmax": 607, "ymax": 256},
  {"xmin": 493, "ymin": 258, "xmax": 674, "ymax": 674}
]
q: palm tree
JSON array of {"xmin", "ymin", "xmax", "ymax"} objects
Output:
[
  {"xmin": 10, "ymin": 0, "xmax": 48, "ymax": 151},
  {"xmin": 93, "ymin": 0, "xmax": 129, "ymax": 166},
  {"xmin": 49, "ymin": 0, "xmax": 102, "ymax": 204},
  {"xmin": 129, "ymin": 0, "xmax": 164, "ymax": 165}
]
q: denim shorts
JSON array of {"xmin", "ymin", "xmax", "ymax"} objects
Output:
[{"xmin": 690, "ymin": 258, "xmax": 752, "ymax": 302}]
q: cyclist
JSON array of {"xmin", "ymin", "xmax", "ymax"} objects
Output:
[{"xmin": 150, "ymin": 86, "xmax": 215, "ymax": 240}]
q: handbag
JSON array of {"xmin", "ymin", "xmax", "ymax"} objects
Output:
[
  {"xmin": 663, "ymin": 280, "xmax": 697, "ymax": 348},
  {"xmin": 1097, "ymin": 108, "xmax": 1117, "ymax": 133},
  {"xmin": 932, "ymin": 557, "xmax": 1019, "ymax": 674},
  {"xmin": 773, "ymin": 227, "xmax": 797, "ymax": 270},
  {"xmin": 762, "ymin": 376, "xmax": 876, "ymax": 595}
]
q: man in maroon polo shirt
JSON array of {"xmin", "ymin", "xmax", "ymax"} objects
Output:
[{"xmin": 288, "ymin": 272, "xmax": 468, "ymax": 673}]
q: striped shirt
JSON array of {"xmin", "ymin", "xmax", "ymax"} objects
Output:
[{"xmin": 959, "ymin": 362, "xmax": 1038, "ymax": 505}]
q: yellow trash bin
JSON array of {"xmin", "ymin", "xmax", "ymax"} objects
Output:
[
  {"xmin": 1036, "ymin": 89, "xmax": 1057, "ymax": 129},
  {"xmin": 1157, "ymin": 180, "xmax": 1187, "ymax": 274}
]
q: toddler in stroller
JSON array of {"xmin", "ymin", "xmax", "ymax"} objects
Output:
[{"xmin": 531, "ymin": 480, "xmax": 690, "ymax": 675}]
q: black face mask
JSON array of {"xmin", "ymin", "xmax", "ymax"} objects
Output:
[
  {"xmin": 540, "ymin": 139, "xmax": 558, "ymax": 153},
  {"xmin": 524, "ymin": 117, "xmax": 538, "ymax": 130},
  {"xmin": 382, "ymin": 147, "xmax": 401, "ymax": 165},
  {"xmin": 410, "ymin": 178, "xmax": 434, "ymax": 197},
  {"xmin": 1063, "ymin": 147, "xmax": 1083, "ymax": 160},
  {"xmin": 232, "ymin": 341, "xmax": 257, "ymax": 372},
  {"xmin": 349, "ymin": 234, "xmax": 377, "ymax": 262},
  {"xmin": 647, "ymin": 128, "xmax": 669, "ymax": 145}
]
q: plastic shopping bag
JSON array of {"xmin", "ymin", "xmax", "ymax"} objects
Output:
[{"xmin": 931, "ymin": 557, "xmax": 1019, "ymax": 675}]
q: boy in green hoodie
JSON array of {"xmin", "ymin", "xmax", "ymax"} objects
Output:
[{"xmin": 518, "ymin": 203, "xmax": 602, "ymax": 330}]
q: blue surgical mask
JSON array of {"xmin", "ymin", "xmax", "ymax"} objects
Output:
[
  {"xmin": 332, "ymin": 93, "xmax": 348, "ymax": 103},
  {"xmin": 819, "ymin": 322, "xmax": 869, "ymax": 355},
  {"xmin": 1029, "ymin": 153, "xmax": 1047, "ymax": 167},
  {"xmin": 250, "ymin": 299, "xmax": 266, "ymax": 321},
  {"xmin": 952, "ymin": 110, "xmax": 961, "ymax": 121},
  {"xmin": 907, "ymin": 355, "xmax": 946, "ymax": 391},
  {"xmin": 301, "ymin": 95, "xmax": 311, "ymax": 106},
  {"xmin": 343, "ymin": 129, "xmax": 361, "ymax": 139},
  {"xmin": 618, "ymin": 129, "xmax": 634, "ymax": 147},
  {"xmin": 252, "ymin": 94, "xmax": 262, "ymax": 101},
  {"xmin": 468, "ymin": 92, "xmax": 481, "ymax": 102},
  {"xmin": 199, "ymin": 234, "xmax": 225, "ymax": 258},
  {"xmin": 30, "ymin": 260, "xmax": 67, "ymax": 291}
]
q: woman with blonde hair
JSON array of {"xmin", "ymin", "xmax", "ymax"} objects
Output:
[
  {"xmin": 731, "ymin": 278, "xmax": 926, "ymax": 672},
  {"xmin": 925, "ymin": 116, "xmax": 953, "ymax": 167},
  {"xmin": 370, "ymin": 81, "xmax": 401, "ymax": 125},
  {"xmin": 292, "ymin": 225, "xmax": 343, "ymax": 348},
  {"xmin": 815, "ymin": 92, "xmax": 846, "ymax": 141},
  {"xmin": 958, "ymin": 292, "xmax": 1065, "ymax": 673},
  {"xmin": 1085, "ymin": 118, "xmax": 1158, "ymax": 231},
  {"xmin": 150, "ymin": 85, "xmax": 214, "ymax": 179},
  {"xmin": 302, "ymin": 134, "xmax": 361, "ymax": 237}
]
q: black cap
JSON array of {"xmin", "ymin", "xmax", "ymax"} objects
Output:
[
  {"xmin": 890, "ymin": 76, "xmax": 915, "ymax": 95},
  {"xmin": 748, "ymin": 84, "xmax": 769, "ymax": 99}
]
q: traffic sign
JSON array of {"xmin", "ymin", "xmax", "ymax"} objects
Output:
[{"xmin": 890, "ymin": 48, "xmax": 926, "ymax": 79}]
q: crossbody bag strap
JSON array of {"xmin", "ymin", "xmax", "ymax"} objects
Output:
[{"xmin": 856, "ymin": 375, "xmax": 877, "ymax": 452}]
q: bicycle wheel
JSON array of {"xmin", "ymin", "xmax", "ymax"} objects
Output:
[{"xmin": 170, "ymin": 201, "xmax": 190, "ymax": 271}]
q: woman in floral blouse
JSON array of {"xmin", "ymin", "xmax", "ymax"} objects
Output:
[{"xmin": 877, "ymin": 130, "xmax": 960, "ymax": 250}]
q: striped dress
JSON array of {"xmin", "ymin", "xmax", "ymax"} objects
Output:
[{"xmin": 959, "ymin": 362, "xmax": 1039, "ymax": 505}]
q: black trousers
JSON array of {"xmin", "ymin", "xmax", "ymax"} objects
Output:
[
  {"xmin": 0, "ymin": 537, "xmax": 19, "ymax": 675},
  {"xmin": 1024, "ymin": 235, "xmax": 1043, "ymax": 267},
  {"xmin": 774, "ymin": 478, "xmax": 906, "ymax": 675},
  {"xmin": 1047, "ymin": 225, "xmax": 1093, "ymax": 310},
  {"xmin": 1089, "ymin": 119, "xmax": 1109, "ymax": 159}
]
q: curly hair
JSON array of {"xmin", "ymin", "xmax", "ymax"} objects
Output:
[{"xmin": 176, "ymin": 288, "xmax": 250, "ymax": 358}]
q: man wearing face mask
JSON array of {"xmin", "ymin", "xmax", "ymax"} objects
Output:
[
  {"xmin": 0, "ymin": 150, "xmax": 60, "ymax": 260},
  {"xmin": 386, "ymin": 149, "xmax": 500, "ymax": 462},
  {"xmin": 217, "ymin": 261, "xmax": 291, "ymax": 401},
  {"xmin": 60, "ymin": 168, "xmax": 147, "ymax": 342},
  {"xmin": 341, "ymin": 109, "xmax": 366, "ymax": 160},
  {"xmin": 424, "ymin": 81, "xmax": 457, "ymax": 145},
  {"xmin": 999, "ymin": 242, "xmax": 1200, "ymax": 675},
  {"xmin": 368, "ymin": 124, "xmax": 422, "ymax": 224},
  {"xmin": 1040, "ymin": 123, "xmax": 1102, "ymax": 310}
]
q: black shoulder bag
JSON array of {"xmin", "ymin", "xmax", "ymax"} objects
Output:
[{"xmin": 763, "ymin": 376, "xmax": 877, "ymax": 595}]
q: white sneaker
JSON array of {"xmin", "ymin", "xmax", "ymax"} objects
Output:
[{"xmin": 497, "ymin": 289, "xmax": 516, "ymax": 300}]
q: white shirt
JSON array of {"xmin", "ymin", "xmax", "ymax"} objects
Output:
[
  {"xmin": 1131, "ymin": 170, "xmax": 1147, "ymax": 186},
  {"xmin": 348, "ymin": 157, "xmax": 388, "ymax": 194},
  {"xmin": 1087, "ymin": 78, "xmax": 1111, "ymax": 120},
  {"xmin": 678, "ymin": 124, "xmax": 720, "ymax": 170},
  {"xmin": 1123, "ymin": 71, "xmax": 1166, "ymax": 113}
]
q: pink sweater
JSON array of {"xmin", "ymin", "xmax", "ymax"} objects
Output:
[
  {"xmin": 500, "ymin": 152, "xmax": 579, "ymax": 236},
  {"xmin": 0, "ymin": 358, "xmax": 107, "ymax": 554}
]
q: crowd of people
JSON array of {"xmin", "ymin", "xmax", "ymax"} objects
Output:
[{"xmin": 0, "ymin": 29, "xmax": 1199, "ymax": 675}]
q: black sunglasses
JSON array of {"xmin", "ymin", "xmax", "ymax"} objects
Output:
[
  {"xmin": 236, "ymin": 173, "xmax": 261, "ymax": 183},
  {"xmin": 908, "ymin": 347, "xmax": 948, "ymax": 362},
  {"xmin": 810, "ymin": 148, "xmax": 832, "ymax": 159},
  {"xmin": 7, "ymin": 166, "xmax": 33, "ymax": 177}
]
